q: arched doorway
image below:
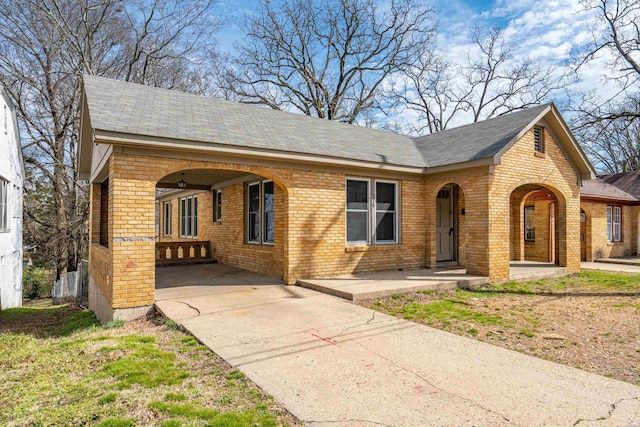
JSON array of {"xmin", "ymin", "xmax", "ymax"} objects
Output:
[
  {"xmin": 435, "ymin": 183, "xmax": 466, "ymax": 265},
  {"xmin": 510, "ymin": 184, "xmax": 565, "ymax": 266}
]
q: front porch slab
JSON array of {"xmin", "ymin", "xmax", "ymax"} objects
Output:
[
  {"xmin": 297, "ymin": 268, "xmax": 490, "ymax": 301},
  {"xmin": 594, "ymin": 256, "xmax": 640, "ymax": 266},
  {"xmin": 509, "ymin": 261, "xmax": 568, "ymax": 281}
]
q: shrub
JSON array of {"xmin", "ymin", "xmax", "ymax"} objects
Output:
[{"xmin": 22, "ymin": 266, "xmax": 54, "ymax": 299}]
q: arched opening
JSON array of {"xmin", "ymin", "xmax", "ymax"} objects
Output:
[
  {"xmin": 434, "ymin": 183, "xmax": 466, "ymax": 265},
  {"xmin": 154, "ymin": 167, "xmax": 288, "ymax": 290},
  {"xmin": 509, "ymin": 184, "xmax": 567, "ymax": 267}
]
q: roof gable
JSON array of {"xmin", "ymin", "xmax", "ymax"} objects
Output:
[{"xmin": 411, "ymin": 104, "xmax": 550, "ymax": 168}]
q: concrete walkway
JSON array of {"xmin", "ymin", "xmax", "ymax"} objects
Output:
[
  {"xmin": 156, "ymin": 281, "xmax": 640, "ymax": 426},
  {"xmin": 582, "ymin": 261, "xmax": 640, "ymax": 274}
]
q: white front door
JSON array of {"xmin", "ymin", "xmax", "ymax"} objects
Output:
[{"xmin": 436, "ymin": 187, "xmax": 453, "ymax": 262}]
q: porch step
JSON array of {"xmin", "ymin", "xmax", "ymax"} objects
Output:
[
  {"xmin": 155, "ymin": 258, "xmax": 217, "ymax": 267},
  {"xmin": 509, "ymin": 266, "xmax": 568, "ymax": 282},
  {"xmin": 297, "ymin": 268, "xmax": 490, "ymax": 302},
  {"xmin": 594, "ymin": 257, "xmax": 640, "ymax": 266}
]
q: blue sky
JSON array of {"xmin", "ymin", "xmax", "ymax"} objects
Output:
[{"xmin": 214, "ymin": 0, "xmax": 616, "ymax": 128}]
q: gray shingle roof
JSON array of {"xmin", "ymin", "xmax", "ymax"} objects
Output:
[
  {"xmin": 599, "ymin": 171, "xmax": 640, "ymax": 200},
  {"xmin": 412, "ymin": 104, "xmax": 550, "ymax": 167},
  {"xmin": 581, "ymin": 178, "xmax": 637, "ymax": 201},
  {"xmin": 83, "ymin": 75, "xmax": 424, "ymax": 168},
  {"xmin": 82, "ymin": 76, "xmax": 552, "ymax": 169}
]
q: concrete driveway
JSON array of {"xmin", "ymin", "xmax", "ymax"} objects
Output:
[{"xmin": 155, "ymin": 272, "xmax": 640, "ymax": 426}]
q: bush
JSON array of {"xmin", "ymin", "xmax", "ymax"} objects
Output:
[{"xmin": 22, "ymin": 266, "xmax": 54, "ymax": 299}]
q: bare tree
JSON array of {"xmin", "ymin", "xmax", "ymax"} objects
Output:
[
  {"xmin": 395, "ymin": 26, "xmax": 565, "ymax": 134},
  {"xmin": 568, "ymin": 0, "xmax": 639, "ymax": 173},
  {"xmin": 0, "ymin": 0, "xmax": 220, "ymax": 278},
  {"xmin": 219, "ymin": 0, "xmax": 436, "ymax": 124},
  {"xmin": 572, "ymin": 0, "xmax": 640, "ymax": 123}
]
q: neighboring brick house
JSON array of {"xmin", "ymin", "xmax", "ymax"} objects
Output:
[
  {"xmin": 0, "ymin": 87, "xmax": 25, "ymax": 309},
  {"xmin": 580, "ymin": 172, "xmax": 640, "ymax": 261},
  {"xmin": 78, "ymin": 76, "xmax": 595, "ymax": 322}
]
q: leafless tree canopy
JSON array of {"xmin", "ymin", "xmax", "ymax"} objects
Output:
[
  {"xmin": 569, "ymin": 0, "xmax": 640, "ymax": 172},
  {"xmin": 0, "ymin": 0, "xmax": 220, "ymax": 278},
  {"xmin": 394, "ymin": 27, "xmax": 566, "ymax": 134},
  {"xmin": 218, "ymin": 0, "xmax": 436, "ymax": 124}
]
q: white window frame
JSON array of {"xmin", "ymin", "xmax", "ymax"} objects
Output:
[
  {"xmin": 163, "ymin": 202, "xmax": 172, "ymax": 236},
  {"xmin": 346, "ymin": 178, "xmax": 400, "ymax": 246},
  {"xmin": 179, "ymin": 196, "xmax": 198, "ymax": 238},
  {"xmin": 262, "ymin": 181, "xmax": 275, "ymax": 245},
  {"xmin": 374, "ymin": 179, "xmax": 399, "ymax": 244},
  {"xmin": 0, "ymin": 178, "xmax": 7, "ymax": 232},
  {"xmin": 214, "ymin": 189, "xmax": 222, "ymax": 222},
  {"xmin": 524, "ymin": 206, "xmax": 535, "ymax": 242},
  {"xmin": 246, "ymin": 180, "xmax": 274, "ymax": 245},
  {"xmin": 607, "ymin": 205, "xmax": 622, "ymax": 242},
  {"xmin": 346, "ymin": 178, "xmax": 370, "ymax": 245}
]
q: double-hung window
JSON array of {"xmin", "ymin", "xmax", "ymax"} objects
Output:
[
  {"xmin": 163, "ymin": 202, "xmax": 172, "ymax": 236},
  {"xmin": 246, "ymin": 180, "xmax": 274, "ymax": 244},
  {"xmin": 607, "ymin": 205, "xmax": 622, "ymax": 242},
  {"xmin": 524, "ymin": 206, "xmax": 535, "ymax": 241},
  {"xmin": 0, "ymin": 178, "xmax": 7, "ymax": 231},
  {"xmin": 346, "ymin": 178, "xmax": 399, "ymax": 245},
  {"xmin": 179, "ymin": 196, "xmax": 198, "ymax": 238},
  {"xmin": 214, "ymin": 189, "xmax": 222, "ymax": 222}
]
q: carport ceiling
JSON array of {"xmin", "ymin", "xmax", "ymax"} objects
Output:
[{"xmin": 157, "ymin": 169, "xmax": 255, "ymax": 189}]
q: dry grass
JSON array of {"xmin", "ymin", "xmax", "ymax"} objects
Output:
[{"xmin": 0, "ymin": 300, "xmax": 301, "ymax": 427}]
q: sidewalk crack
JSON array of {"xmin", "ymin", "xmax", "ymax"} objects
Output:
[
  {"xmin": 176, "ymin": 300, "xmax": 201, "ymax": 316},
  {"xmin": 573, "ymin": 396, "xmax": 640, "ymax": 426}
]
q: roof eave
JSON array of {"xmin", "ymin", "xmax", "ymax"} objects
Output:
[
  {"xmin": 92, "ymin": 129, "xmax": 427, "ymax": 175},
  {"xmin": 78, "ymin": 87, "xmax": 93, "ymax": 181}
]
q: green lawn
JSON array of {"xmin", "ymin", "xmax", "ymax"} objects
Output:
[{"xmin": 0, "ymin": 301, "xmax": 299, "ymax": 427}]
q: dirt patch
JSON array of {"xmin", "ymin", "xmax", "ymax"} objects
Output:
[{"xmin": 359, "ymin": 271, "xmax": 640, "ymax": 385}]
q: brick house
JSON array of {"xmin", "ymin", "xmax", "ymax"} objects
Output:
[
  {"xmin": 78, "ymin": 76, "xmax": 595, "ymax": 322},
  {"xmin": 580, "ymin": 172, "xmax": 640, "ymax": 261}
]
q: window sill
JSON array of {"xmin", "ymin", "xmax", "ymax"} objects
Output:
[
  {"xmin": 607, "ymin": 241, "xmax": 623, "ymax": 246},
  {"xmin": 345, "ymin": 244, "xmax": 400, "ymax": 253},
  {"xmin": 534, "ymin": 151, "xmax": 546, "ymax": 158}
]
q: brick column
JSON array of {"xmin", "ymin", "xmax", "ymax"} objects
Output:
[{"xmin": 108, "ymin": 154, "xmax": 156, "ymax": 318}]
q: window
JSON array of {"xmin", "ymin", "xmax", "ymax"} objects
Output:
[
  {"xmin": 346, "ymin": 179, "xmax": 370, "ymax": 244},
  {"xmin": 607, "ymin": 205, "xmax": 622, "ymax": 242},
  {"xmin": 375, "ymin": 181, "xmax": 397, "ymax": 243},
  {"xmin": 263, "ymin": 181, "xmax": 274, "ymax": 243},
  {"xmin": 533, "ymin": 126, "xmax": 545, "ymax": 153},
  {"xmin": 163, "ymin": 202, "xmax": 172, "ymax": 236},
  {"xmin": 214, "ymin": 189, "xmax": 222, "ymax": 222},
  {"xmin": 346, "ymin": 178, "xmax": 399, "ymax": 245},
  {"xmin": 180, "ymin": 196, "xmax": 198, "ymax": 238},
  {"xmin": 0, "ymin": 178, "xmax": 7, "ymax": 231},
  {"xmin": 246, "ymin": 180, "xmax": 274, "ymax": 244},
  {"xmin": 524, "ymin": 206, "xmax": 535, "ymax": 241}
]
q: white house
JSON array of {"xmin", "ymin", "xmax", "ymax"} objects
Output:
[{"xmin": 0, "ymin": 87, "xmax": 24, "ymax": 309}]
